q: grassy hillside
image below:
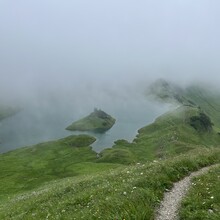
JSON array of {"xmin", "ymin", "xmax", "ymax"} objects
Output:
[
  {"xmin": 185, "ymin": 85, "xmax": 220, "ymax": 128},
  {"xmin": 66, "ymin": 108, "xmax": 116, "ymax": 132},
  {"xmin": 180, "ymin": 165, "xmax": 220, "ymax": 220},
  {"xmin": 0, "ymin": 135, "xmax": 121, "ymax": 200},
  {"xmin": 148, "ymin": 79, "xmax": 220, "ymax": 128},
  {"xmin": 97, "ymin": 81, "xmax": 220, "ymax": 165},
  {"xmin": 2, "ymin": 105, "xmax": 210, "ymax": 203},
  {"xmin": 98, "ymin": 105, "xmax": 220, "ymax": 164},
  {"xmin": 0, "ymin": 148, "xmax": 219, "ymax": 219},
  {"xmin": 147, "ymin": 79, "xmax": 196, "ymax": 106},
  {"xmin": 0, "ymin": 80, "xmax": 220, "ymax": 219}
]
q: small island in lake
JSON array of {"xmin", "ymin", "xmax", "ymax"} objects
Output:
[{"xmin": 66, "ymin": 108, "xmax": 116, "ymax": 133}]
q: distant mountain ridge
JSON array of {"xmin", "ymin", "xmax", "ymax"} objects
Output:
[
  {"xmin": 98, "ymin": 79, "xmax": 220, "ymax": 164},
  {"xmin": 152, "ymin": 79, "xmax": 220, "ymax": 129},
  {"xmin": 0, "ymin": 106, "xmax": 18, "ymax": 121},
  {"xmin": 147, "ymin": 78, "xmax": 196, "ymax": 106}
]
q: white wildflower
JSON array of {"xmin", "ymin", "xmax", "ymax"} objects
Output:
[{"xmin": 208, "ymin": 209, "xmax": 214, "ymax": 214}]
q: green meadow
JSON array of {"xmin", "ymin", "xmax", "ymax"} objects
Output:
[{"xmin": 0, "ymin": 81, "xmax": 220, "ymax": 219}]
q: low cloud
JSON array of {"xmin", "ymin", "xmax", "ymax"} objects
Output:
[{"xmin": 0, "ymin": 0, "xmax": 220, "ymax": 105}]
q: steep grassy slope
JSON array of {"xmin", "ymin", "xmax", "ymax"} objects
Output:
[
  {"xmin": 0, "ymin": 148, "xmax": 219, "ymax": 219},
  {"xmin": 97, "ymin": 81, "xmax": 220, "ymax": 165},
  {"xmin": 149, "ymin": 79, "xmax": 220, "ymax": 128},
  {"xmin": 185, "ymin": 85, "xmax": 220, "ymax": 128},
  {"xmin": 0, "ymin": 135, "xmax": 121, "ymax": 200},
  {"xmin": 98, "ymin": 105, "xmax": 220, "ymax": 164},
  {"xmin": 1, "ymin": 80, "xmax": 220, "ymax": 219},
  {"xmin": 147, "ymin": 79, "xmax": 196, "ymax": 106}
]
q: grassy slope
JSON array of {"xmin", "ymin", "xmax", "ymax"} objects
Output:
[
  {"xmin": 147, "ymin": 79, "xmax": 195, "ymax": 106},
  {"xmin": 1, "ymin": 81, "xmax": 220, "ymax": 219},
  {"xmin": 97, "ymin": 83, "xmax": 220, "ymax": 165},
  {"xmin": 180, "ymin": 165, "xmax": 220, "ymax": 220},
  {"xmin": 0, "ymin": 148, "xmax": 219, "ymax": 219},
  {"xmin": 0, "ymin": 135, "xmax": 121, "ymax": 200},
  {"xmin": 98, "ymin": 105, "xmax": 220, "ymax": 164},
  {"xmin": 66, "ymin": 110, "xmax": 116, "ymax": 132},
  {"xmin": 185, "ymin": 85, "xmax": 220, "ymax": 128}
]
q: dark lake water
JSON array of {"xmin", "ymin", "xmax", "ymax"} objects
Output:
[{"xmin": 0, "ymin": 94, "xmax": 169, "ymax": 153}]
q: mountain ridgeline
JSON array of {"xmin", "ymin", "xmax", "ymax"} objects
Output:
[
  {"xmin": 148, "ymin": 79, "xmax": 218, "ymax": 131},
  {"xmin": 98, "ymin": 80, "xmax": 220, "ymax": 164},
  {"xmin": 147, "ymin": 79, "xmax": 196, "ymax": 106}
]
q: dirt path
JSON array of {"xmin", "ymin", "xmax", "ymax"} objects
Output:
[{"xmin": 155, "ymin": 164, "xmax": 219, "ymax": 220}]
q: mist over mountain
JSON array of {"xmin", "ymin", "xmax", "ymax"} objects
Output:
[
  {"xmin": 1, "ymin": 0, "xmax": 220, "ymax": 154},
  {"xmin": 1, "ymin": 2, "xmax": 220, "ymax": 218},
  {"xmin": 1, "ymin": 0, "xmax": 220, "ymax": 107}
]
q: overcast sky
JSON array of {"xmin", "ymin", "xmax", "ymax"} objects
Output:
[{"xmin": 1, "ymin": 0, "xmax": 220, "ymax": 102}]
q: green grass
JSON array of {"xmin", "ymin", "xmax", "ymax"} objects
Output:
[
  {"xmin": 98, "ymin": 106, "xmax": 220, "ymax": 164},
  {"xmin": 5, "ymin": 105, "xmax": 217, "ymax": 204},
  {"xmin": 66, "ymin": 109, "xmax": 116, "ymax": 132},
  {"xmin": 180, "ymin": 165, "xmax": 220, "ymax": 220},
  {"xmin": 185, "ymin": 85, "xmax": 220, "ymax": 128},
  {"xmin": 0, "ymin": 148, "xmax": 219, "ymax": 220},
  {"xmin": 0, "ymin": 135, "xmax": 121, "ymax": 200},
  {"xmin": 1, "ymin": 81, "xmax": 220, "ymax": 219}
]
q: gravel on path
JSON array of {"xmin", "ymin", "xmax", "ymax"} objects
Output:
[{"xmin": 155, "ymin": 164, "xmax": 219, "ymax": 220}]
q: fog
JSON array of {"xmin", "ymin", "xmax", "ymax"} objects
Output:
[{"xmin": 0, "ymin": 1, "xmax": 220, "ymax": 152}]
